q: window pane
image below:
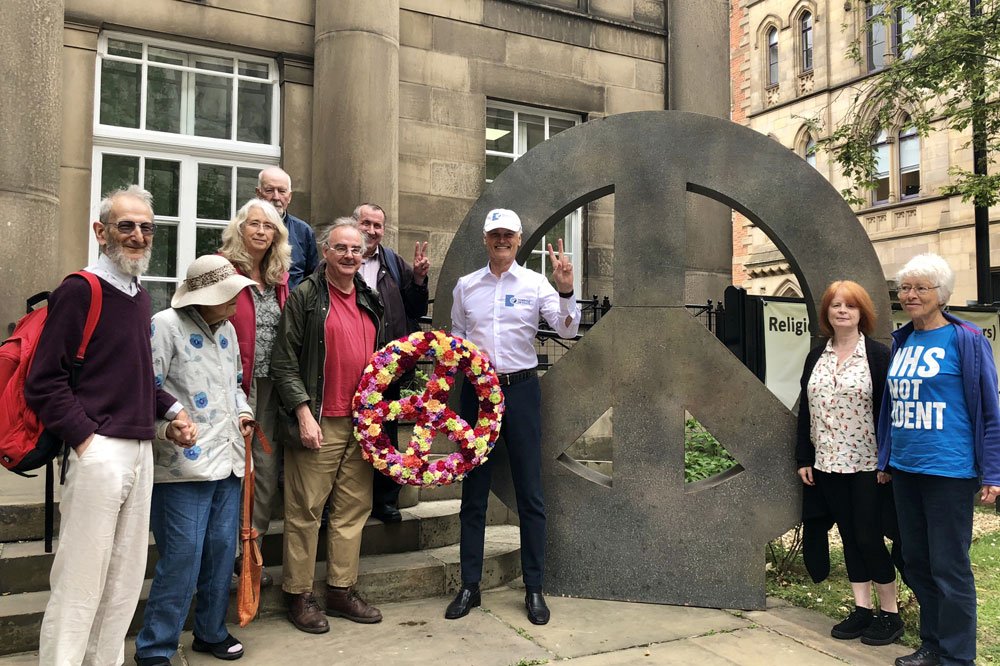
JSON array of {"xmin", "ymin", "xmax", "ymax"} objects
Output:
[
  {"xmin": 238, "ymin": 61, "xmax": 269, "ymax": 79},
  {"xmin": 148, "ymin": 47, "xmax": 185, "ymax": 66},
  {"xmin": 146, "ymin": 65, "xmax": 184, "ymax": 134},
  {"xmin": 100, "ymin": 60, "xmax": 140, "ymax": 128},
  {"xmin": 899, "ymin": 133, "xmax": 919, "ymax": 170},
  {"xmin": 236, "ymin": 168, "xmax": 259, "ymax": 208},
  {"xmin": 237, "ymin": 80, "xmax": 272, "ymax": 143},
  {"xmin": 144, "ymin": 281, "xmax": 176, "ymax": 316},
  {"xmin": 901, "ymin": 169, "xmax": 920, "ymax": 197},
  {"xmin": 525, "ymin": 251, "xmax": 543, "ymax": 275},
  {"xmin": 519, "ymin": 113, "xmax": 546, "ymax": 153},
  {"xmin": 196, "ymin": 225, "xmax": 225, "ymax": 257},
  {"xmin": 801, "ymin": 13, "xmax": 813, "ymax": 70},
  {"xmin": 485, "ymin": 155, "xmax": 513, "ymax": 182},
  {"xmin": 145, "ymin": 159, "xmax": 181, "ymax": 218},
  {"xmin": 805, "ymin": 138, "xmax": 817, "ymax": 168},
  {"xmin": 486, "ymin": 107, "xmax": 514, "ymax": 153},
  {"xmin": 101, "ymin": 154, "xmax": 140, "ymax": 195},
  {"xmin": 198, "ymin": 164, "xmax": 233, "ymax": 220},
  {"xmin": 767, "ymin": 29, "xmax": 779, "ymax": 85},
  {"xmin": 867, "ymin": 3, "xmax": 887, "ymax": 71},
  {"xmin": 146, "ymin": 224, "xmax": 178, "ymax": 278},
  {"xmin": 194, "ymin": 55, "xmax": 234, "ymax": 74},
  {"xmin": 107, "ymin": 39, "xmax": 141, "ymax": 58},
  {"xmin": 549, "ymin": 117, "xmax": 575, "ymax": 136},
  {"xmin": 875, "ymin": 176, "xmax": 890, "ymax": 203},
  {"xmin": 194, "ymin": 73, "xmax": 233, "ymax": 139},
  {"xmin": 895, "ymin": 7, "xmax": 915, "ymax": 56}
]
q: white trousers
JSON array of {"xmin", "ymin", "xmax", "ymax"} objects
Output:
[{"xmin": 38, "ymin": 435, "xmax": 153, "ymax": 666}]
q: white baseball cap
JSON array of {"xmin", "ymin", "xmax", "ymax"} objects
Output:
[{"xmin": 483, "ymin": 208, "xmax": 522, "ymax": 234}]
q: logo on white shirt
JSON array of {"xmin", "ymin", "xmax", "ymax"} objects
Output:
[{"xmin": 505, "ymin": 294, "xmax": 534, "ymax": 307}]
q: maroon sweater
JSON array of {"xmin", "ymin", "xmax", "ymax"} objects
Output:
[{"xmin": 25, "ymin": 274, "xmax": 177, "ymax": 448}]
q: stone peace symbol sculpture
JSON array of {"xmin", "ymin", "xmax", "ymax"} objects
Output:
[{"xmin": 433, "ymin": 111, "xmax": 891, "ymax": 609}]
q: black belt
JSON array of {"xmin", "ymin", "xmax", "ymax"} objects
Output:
[{"xmin": 496, "ymin": 369, "xmax": 537, "ymax": 386}]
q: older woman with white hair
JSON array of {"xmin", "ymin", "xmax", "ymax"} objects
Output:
[
  {"xmin": 877, "ymin": 253, "xmax": 1000, "ymax": 666},
  {"xmin": 220, "ymin": 199, "xmax": 292, "ymax": 584}
]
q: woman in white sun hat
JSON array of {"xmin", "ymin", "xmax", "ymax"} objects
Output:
[{"xmin": 134, "ymin": 254, "xmax": 257, "ymax": 665}]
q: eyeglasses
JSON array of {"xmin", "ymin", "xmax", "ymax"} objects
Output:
[
  {"xmin": 244, "ymin": 221, "xmax": 277, "ymax": 233},
  {"xmin": 112, "ymin": 220, "xmax": 156, "ymax": 236},
  {"xmin": 326, "ymin": 243, "xmax": 363, "ymax": 257},
  {"xmin": 898, "ymin": 284, "xmax": 939, "ymax": 296}
]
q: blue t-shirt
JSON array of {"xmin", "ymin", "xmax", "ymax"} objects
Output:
[{"xmin": 887, "ymin": 324, "xmax": 976, "ymax": 478}]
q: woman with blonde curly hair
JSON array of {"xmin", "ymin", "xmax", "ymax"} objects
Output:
[{"xmin": 220, "ymin": 198, "xmax": 292, "ymax": 585}]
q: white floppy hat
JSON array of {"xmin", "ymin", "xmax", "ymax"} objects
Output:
[
  {"xmin": 483, "ymin": 208, "xmax": 522, "ymax": 234},
  {"xmin": 171, "ymin": 255, "xmax": 256, "ymax": 308}
]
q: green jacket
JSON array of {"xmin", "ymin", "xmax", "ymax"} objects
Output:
[{"xmin": 269, "ymin": 269, "xmax": 384, "ymax": 431}]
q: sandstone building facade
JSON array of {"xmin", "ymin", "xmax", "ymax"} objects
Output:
[{"xmin": 732, "ymin": 0, "xmax": 998, "ymax": 305}]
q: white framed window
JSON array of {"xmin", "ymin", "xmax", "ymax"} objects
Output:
[
  {"xmin": 91, "ymin": 33, "xmax": 280, "ymax": 313},
  {"xmin": 872, "ymin": 129, "xmax": 891, "ymax": 205},
  {"xmin": 485, "ymin": 101, "xmax": 583, "ymax": 294},
  {"xmin": 766, "ymin": 27, "xmax": 779, "ymax": 86}
]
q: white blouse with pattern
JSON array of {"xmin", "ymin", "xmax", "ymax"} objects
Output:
[{"xmin": 807, "ymin": 335, "xmax": 878, "ymax": 473}]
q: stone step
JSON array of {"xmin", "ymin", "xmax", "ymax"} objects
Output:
[
  {"xmin": 0, "ymin": 524, "xmax": 522, "ymax": 656},
  {"xmin": 0, "ymin": 497, "xmax": 513, "ymax": 596}
]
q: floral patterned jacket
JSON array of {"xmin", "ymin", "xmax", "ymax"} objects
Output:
[{"xmin": 150, "ymin": 306, "xmax": 252, "ymax": 483}]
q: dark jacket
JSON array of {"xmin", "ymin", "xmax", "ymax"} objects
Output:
[
  {"xmin": 269, "ymin": 269, "xmax": 384, "ymax": 432},
  {"xmin": 372, "ymin": 245, "xmax": 428, "ymax": 341},
  {"xmin": 284, "ymin": 212, "xmax": 319, "ymax": 291},
  {"xmin": 876, "ymin": 312, "xmax": 1000, "ymax": 486}
]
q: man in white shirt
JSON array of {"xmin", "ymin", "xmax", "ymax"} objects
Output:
[{"xmin": 446, "ymin": 208, "xmax": 580, "ymax": 626}]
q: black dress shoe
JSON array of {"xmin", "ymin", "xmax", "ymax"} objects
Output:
[
  {"xmin": 445, "ymin": 587, "xmax": 481, "ymax": 619},
  {"xmin": 894, "ymin": 646, "xmax": 941, "ymax": 666},
  {"xmin": 525, "ymin": 591, "xmax": 550, "ymax": 625},
  {"xmin": 372, "ymin": 503, "xmax": 402, "ymax": 523}
]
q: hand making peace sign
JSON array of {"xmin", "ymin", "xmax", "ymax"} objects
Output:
[
  {"xmin": 547, "ymin": 239, "xmax": 573, "ymax": 294},
  {"xmin": 413, "ymin": 241, "xmax": 430, "ymax": 285}
]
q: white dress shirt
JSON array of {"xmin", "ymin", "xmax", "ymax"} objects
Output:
[
  {"xmin": 360, "ymin": 246, "xmax": 381, "ymax": 291},
  {"xmin": 451, "ymin": 262, "xmax": 581, "ymax": 373}
]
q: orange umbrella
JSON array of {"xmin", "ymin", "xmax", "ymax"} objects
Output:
[{"xmin": 238, "ymin": 421, "xmax": 272, "ymax": 627}]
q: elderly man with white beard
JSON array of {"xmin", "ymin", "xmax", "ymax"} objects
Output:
[{"xmin": 26, "ymin": 185, "xmax": 198, "ymax": 665}]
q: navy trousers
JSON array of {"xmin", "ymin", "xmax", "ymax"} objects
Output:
[
  {"xmin": 893, "ymin": 470, "xmax": 978, "ymax": 666},
  {"xmin": 459, "ymin": 375, "xmax": 545, "ymax": 589}
]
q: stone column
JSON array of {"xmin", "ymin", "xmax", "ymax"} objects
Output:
[
  {"xmin": 0, "ymin": 0, "xmax": 63, "ymax": 332},
  {"xmin": 312, "ymin": 1, "xmax": 399, "ymax": 247},
  {"xmin": 666, "ymin": 0, "xmax": 733, "ymax": 303}
]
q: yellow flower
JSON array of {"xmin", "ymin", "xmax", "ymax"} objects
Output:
[
  {"xmin": 367, "ymin": 423, "xmax": 381, "ymax": 437},
  {"xmin": 367, "ymin": 391, "xmax": 383, "ymax": 405}
]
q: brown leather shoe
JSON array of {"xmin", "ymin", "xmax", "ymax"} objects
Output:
[
  {"xmin": 287, "ymin": 592, "xmax": 329, "ymax": 634},
  {"xmin": 325, "ymin": 585, "xmax": 383, "ymax": 624}
]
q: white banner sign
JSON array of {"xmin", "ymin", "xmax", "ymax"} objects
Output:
[{"xmin": 761, "ymin": 299, "xmax": 811, "ymax": 409}]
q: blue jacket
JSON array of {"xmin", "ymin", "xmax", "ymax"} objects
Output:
[
  {"xmin": 284, "ymin": 212, "xmax": 319, "ymax": 290},
  {"xmin": 877, "ymin": 312, "xmax": 1000, "ymax": 486}
]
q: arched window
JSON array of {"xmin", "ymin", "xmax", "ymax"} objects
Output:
[
  {"xmin": 767, "ymin": 27, "xmax": 779, "ymax": 86},
  {"xmin": 898, "ymin": 122, "xmax": 920, "ymax": 198},
  {"xmin": 872, "ymin": 129, "xmax": 890, "ymax": 204},
  {"xmin": 800, "ymin": 12, "xmax": 813, "ymax": 72},
  {"xmin": 804, "ymin": 136, "xmax": 817, "ymax": 169}
]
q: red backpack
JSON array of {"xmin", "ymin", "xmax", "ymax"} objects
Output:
[
  {"xmin": 0, "ymin": 271, "xmax": 103, "ymax": 472},
  {"xmin": 0, "ymin": 272, "xmax": 102, "ymax": 551}
]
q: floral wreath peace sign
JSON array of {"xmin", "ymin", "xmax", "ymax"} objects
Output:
[{"xmin": 352, "ymin": 330, "xmax": 505, "ymax": 486}]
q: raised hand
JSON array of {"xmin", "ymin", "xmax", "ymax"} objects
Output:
[
  {"xmin": 413, "ymin": 241, "xmax": 430, "ymax": 285},
  {"xmin": 547, "ymin": 239, "xmax": 574, "ymax": 294}
]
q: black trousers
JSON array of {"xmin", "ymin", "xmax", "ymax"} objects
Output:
[
  {"xmin": 371, "ymin": 382, "xmax": 402, "ymax": 508},
  {"xmin": 813, "ymin": 469, "xmax": 896, "ymax": 585},
  {"xmin": 458, "ymin": 375, "xmax": 545, "ymax": 589}
]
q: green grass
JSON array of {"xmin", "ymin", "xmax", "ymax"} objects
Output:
[{"xmin": 767, "ymin": 510, "xmax": 1000, "ymax": 660}]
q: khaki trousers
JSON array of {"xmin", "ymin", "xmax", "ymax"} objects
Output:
[
  {"xmin": 246, "ymin": 377, "xmax": 282, "ymax": 547},
  {"xmin": 39, "ymin": 436, "xmax": 153, "ymax": 666},
  {"xmin": 282, "ymin": 416, "xmax": 373, "ymax": 593}
]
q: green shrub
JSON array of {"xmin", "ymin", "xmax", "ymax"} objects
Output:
[{"xmin": 684, "ymin": 418, "xmax": 737, "ymax": 482}]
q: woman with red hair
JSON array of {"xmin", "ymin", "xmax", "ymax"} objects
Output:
[{"xmin": 796, "ymin": 280, "xmax": 903, "ymax": 646}]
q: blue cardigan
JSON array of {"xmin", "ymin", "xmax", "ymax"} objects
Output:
[{"xmin": 876, "ymin": 311, "xmax": 1000, "ymax": 486}]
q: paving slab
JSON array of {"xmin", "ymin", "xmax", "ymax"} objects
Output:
[
  {"xmin": 560, "ymin": 639, "xmax": 740, "ymax": 665},
  {"xmin": 691, "ymin": 627, "xmax": 845, "ymax": 664},
  {"xmin": 480, "ymin": 587, "xmax": 751, "ymax": 659}
]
